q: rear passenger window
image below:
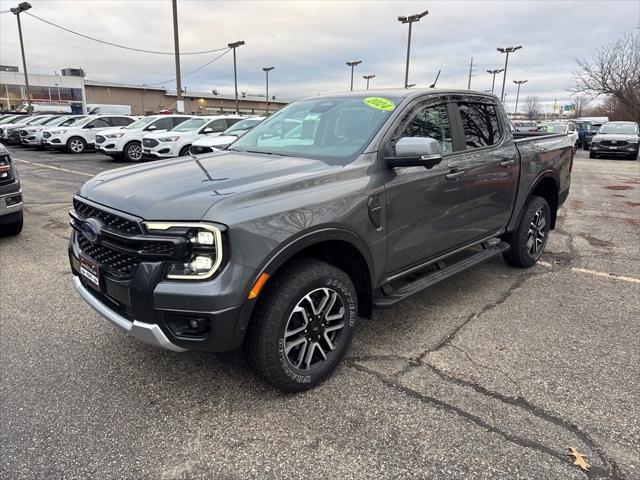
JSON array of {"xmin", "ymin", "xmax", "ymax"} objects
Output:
[
  {"xmin": 108, "ymin": 117, "xmax": 132, "ymax": 127},
  {"xmin": 458, "ymin": 102, "xmax": 501, "ymax": 149},
  {"xmin": 400, "ymin": 103, "xmax": 453, "ymax": 154},
  {"xmin": 172, "ymin": 117, "xmax": 189, "ymax": 128},
  {"xmin": 226, "ymin": 118, "xmax": 241, "ymax": 128},
  {"xmin": 206, "ymin": 119, "xmax": 227, "ymax": 133}
]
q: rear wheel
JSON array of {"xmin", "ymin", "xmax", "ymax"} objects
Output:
[
  {"xmin": 246, "ymin": 259, "xmax": 358, "ymax": 392},
  {"xmin": 503, "ymin": 196, "xmax": 550, "ymax": 268},
  {"xmin": 123, "ymin": 141, "xmax": 143, "ymax": 162},
  {"xmin": 66, "ymin": 136, "xmax": 86, "ymax": 154}
]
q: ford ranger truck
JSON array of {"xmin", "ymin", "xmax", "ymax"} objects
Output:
[
  {"xmin": 0, "ymin": 144, "xmax": 23, "ymax": 236},
  {"xmin": 68, "ymin": 90, "xmax": 572, "ymax": 392}
]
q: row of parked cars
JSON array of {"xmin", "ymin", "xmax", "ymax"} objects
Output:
[
  {"xmin": 0, "ymin": 112, "xmax": 265, "ymax": 161},
  {"xmin": 512, "ymin": 119, "xmax": 639, "ymax": 160}
]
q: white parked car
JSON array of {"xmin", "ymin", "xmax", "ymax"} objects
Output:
[
  {"xmin": 0, "ymin": 115, "xmax": 47, "ymax": 141},
  {"xmin": 42, "ymin": 115, "xmax": 135, "ymax": 154},
  {"xmin": 537, "ymin": 121, "xmax": 579, "ymax": 150},
  {"xmin": 190, "ymin": 117, "xmax": 264, "ymax": 154},
  {"xmin": 96, "ymin": 115, "xmax": 194, "ymax": 162},
  {"xmin": 21, "ymin": 115, "xmax": 87, "ymax": 147},
  {"xmin": 141, "ymin": 115, "xmax": 244, "ymax": 159}
]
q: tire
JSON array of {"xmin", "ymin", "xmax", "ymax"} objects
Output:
[
  {"xmin": 179, "ymin": 145, "xmax": 191, "ymax": 157},
  {"xmin": 589, "ymin": 151, "xmax": 596, "ymax": 159},
  {"xmin": 246, "ymin": 259, "xmax": 358, "ymax": 392},
  {"xmin": 502, "ymin": 196, "xmax": 551, "ymax": 268},
  {"xmin": 1, "ymin": 213, "xmax": 23, "ymax": 237},
  {"xmin": 123, "ymin": 141, "xmax": 143, "ymax": 162},
  {"xmin": 629, "ymin": 151, "xmax": 639, "ymax": 161},
  {"xmin": 66, "ymin": 136, "xmax": 87, "ymax": 154}
]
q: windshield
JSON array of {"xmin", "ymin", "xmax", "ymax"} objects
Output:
[
  {"xmin": 0, "ymin": 115, "xmax": 20, "ymax": 124},
  {"xmin": 170, "ymin": 117, "xmax": 210, "ymax": 132},
  {"xmin": 589, "ymin": 125, "xmax": 601, "ymax": 132},
  {"xmin": 12, "ymin": 116, "xmax": 34, "ymax": 125},
  {"xmin": 37, "ymin": 116, "xmax": 62, "ymax": 126},
  {"xmin": 224, "ymin": 118, "xmax": 262, "ymax": 135},
  {"xmin": 124, "ymin": 116, "xmax": 157, "ymax": 130},
  {"xmin": 599, "ymin": 123, "xmax": 638, "ymax": 135},
  {"xmin": 540, "ymin": 123, "xmax": 566, "ymax": 133},
  {"xmin": 230, "ymin": 96, "xmax": 401, "ymax": 164}
]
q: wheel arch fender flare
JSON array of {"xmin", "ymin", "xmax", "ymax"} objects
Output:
[{"xmin": 509, "ymin": 170, "xmax": 560, "ymax": 232}]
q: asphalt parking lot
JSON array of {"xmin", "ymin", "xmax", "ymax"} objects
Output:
[{"xmin": 1, "ymin": 145, "xmax": 639, "ymax": 480}]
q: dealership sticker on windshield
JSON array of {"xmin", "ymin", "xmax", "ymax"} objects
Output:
[{"xmin": 363, "ymin": 97, "xmax": 395, "ymax": 111}]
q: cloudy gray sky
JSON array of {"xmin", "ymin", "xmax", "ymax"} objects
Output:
[{"xmin": 1, "ymin": 0, "xmax": 639, "ymax": 112}]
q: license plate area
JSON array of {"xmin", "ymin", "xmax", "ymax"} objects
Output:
[{"xmin": 80, "ymin": 255, "xmax": 101, "ymax": 292}]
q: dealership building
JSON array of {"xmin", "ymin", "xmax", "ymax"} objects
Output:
[{"xmin": 0, "ymin": 68, "xmax": 288, "ymax": 115}]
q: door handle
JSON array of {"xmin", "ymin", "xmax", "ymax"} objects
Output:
[
  {"xmin": 445, "ymin": 170, "xmax": 465, "ymax": 181},
  {"xmin": 499, "ymin": 159, "xmax": 515, "ymax": 167}
]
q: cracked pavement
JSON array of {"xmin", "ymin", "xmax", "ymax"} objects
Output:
[{"xmin": 1, "ymin": 147, "xmax": 639, "ymax": 479}]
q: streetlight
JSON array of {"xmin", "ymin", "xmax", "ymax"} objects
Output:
[
  {"xmin": 363, "ymin": 74, "xmax": 375, "ymax": 90},
  {"xmin": 10, "ymin": 2, "xmax": 32, "ymax": 114},
  {"xmin": 262, "ymin": 66, "xmax": 274, "ymax": 114},
  {"xmin": 228, "ymin": 40, "xmax": 245, "ymax": 114},
  {"xmin": 513, "ymin": 80, "xmax": 527, "ymax": 115},
  {"xmin": 346, "ymin": 61, "xmax": 361, "ymax": 91},
  {"xmin": 497, "ymin": 45, "xmax": 522, "ymax": 102},
  {"xmin": 486, "ymin": 68, "xmax": 504, "ymax": 94},
  {"xmin": 398, "ymin": 10, "xmax": 428, "ymax": 88}
]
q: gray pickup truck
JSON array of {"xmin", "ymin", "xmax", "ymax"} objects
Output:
[
  {"xmin": 68, "ymin": 90, "xmax": 572, "ymax": 392},
  {"xmin": 0, "ymin": 144, "xmax": 23, "ymax": 236}
]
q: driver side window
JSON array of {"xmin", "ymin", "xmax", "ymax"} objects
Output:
[
  {"xmin": 86, "ymin": 118, "xmax": 109, "ymax": 128},
  {"xmin": 399, "ymin": 103, "xmax": 453, "ymax": 154}
]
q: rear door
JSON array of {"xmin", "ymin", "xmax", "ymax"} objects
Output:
[
  {"xmin": 382, "ymin": 96, "xmax": 472, "ymax": 272},
  {"xmin": 449, "ymin": 96, "xmax": 519, "ymax": 238}
]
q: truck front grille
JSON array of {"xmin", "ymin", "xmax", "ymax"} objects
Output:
[
  {"xmin": 73, "ymin": 198, "xmax": 141, "ymax": 235},
  {"xmin": 78, "ymin": 236, "xmax": 139, "ymax": 277}
]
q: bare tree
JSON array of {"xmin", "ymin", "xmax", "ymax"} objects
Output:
[
  {"xmin": 524, "ymin": 96, "xmax": 541, "ymax": 120},
  {"xmin": 573, "ymin": 94, "xmax": 591, "ymax": 118},
  {"xmin": 587, "ymin": 95, "xmax": 636, "ymax": 121},
  {"xmin": 572, "ymin": 32, "xmax": 640, "ymax": 122}
]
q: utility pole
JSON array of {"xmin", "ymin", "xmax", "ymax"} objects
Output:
[
  {"xmin": 486, "ymin": 68, "xmax": 504, "ymax": 94},
  {"xmin": 497, "ymin": 45, "xmax": 522, "ymax": 102},
  {"xmin": 228, "ymin": 41, "xmax": 245, "ymax": 114},
  {"xmin": 398, "ymin": 10, "xmax": 428, "ymax": 88},
  {"xmin": 346, "ymin": 61, "xmax": 362, "ymax": 91},
  {"xmin": 10, "ymin": 2, "xmax": 32, "ymax": 114},
  {"xmin": 363, "ymin": 74, "xmax": 375, "ymax": 90},
  {"xmin": 171, "ymin": 0, "xmax": 184, "ymax": 113},
  {"xmin": 262, "ymin": 66, "xmax": 274, "ymax": 114},
  {"xmin": 513, "ymin": 80, "xmax": 527, "ymax": 115},
  {"xmin": 467, "ymin": 57, "xmax": 474, "ymax": 90}
]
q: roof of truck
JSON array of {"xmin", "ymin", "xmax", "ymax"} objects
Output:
[{"xmin": 310, "ymin": 88, "xmax": 500, "ymax": 102}]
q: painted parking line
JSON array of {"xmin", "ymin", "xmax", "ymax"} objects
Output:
[
  {"xmin": 14, "ymin": 158, "xmax": 95, "ymax": 178},
  {"xmin": 539, "ymin": 260, "xmax": 640, "ymax": 284}
]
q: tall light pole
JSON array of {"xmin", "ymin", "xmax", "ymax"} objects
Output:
[
  {"xmin": 262, "ymin": 66, "xmax": 274, "ymax": 114},
  {"xmin": 228, "ymin": 41, "xmax": 245, "ymax": 114},
  {"xmin": 398, "ymin": 10, "xmax": 428, "ymax": 88},
  {"xmin": 170, "ymin": 0, "xmax": 184, "ymax": 113},
  {"xmin": 10, "ymin": 2, "xmax": 32, "ymax": 114},
  {"xmin": 486, "ymin": 68, "xmax": 504, "ymax": 94},
  {"xmin": 497, "ymin": 45, "xmax": 521, "ymax": 102},
  {"xmin": 363, "ymin": 74, "xmax": 375, "ymax": 90},
  {"xmin": 513, "ymin": 80, "xmax": 527, "ymax": 115},
  {"xmin": 346, "ymin": 61, "xmax": 361, "ymax": 91}
]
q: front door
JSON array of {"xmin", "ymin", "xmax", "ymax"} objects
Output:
[{"xmin": 382, "ymin": 98, "xmax": 472, "ymax": 273}]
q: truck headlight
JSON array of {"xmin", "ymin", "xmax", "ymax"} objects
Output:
[{"xmin": 143, "ymin": 222, "xmax": 223, "ymax": 280}]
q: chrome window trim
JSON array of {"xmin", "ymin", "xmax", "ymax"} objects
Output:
[{"xmin": 143, "ymin": 222, "xmax": 223, "ymax": 280}]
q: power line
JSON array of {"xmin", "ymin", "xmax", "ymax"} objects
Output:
[
  {"xmin": 24, "ymin": 12, "xmax": 229, "ymax": 55},
  {"xmin": 147, "ymin": 48, "xmax": 232, "ymax": 86}
]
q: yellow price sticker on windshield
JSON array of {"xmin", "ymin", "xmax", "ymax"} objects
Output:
[{"xmin": 364, "ymin": 97, "xmax": 395, "ymax": 111}]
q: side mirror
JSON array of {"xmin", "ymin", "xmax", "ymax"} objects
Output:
[
  {"xmin": 202, "ymin": 127, "xmax": 214, "ymax": 134},
  {"xmin": 386, "ymin": 137, "xmax": 443, "ymax": 169},
  {"xmin": 146, "ymin": 125, "xmax": 157, "ymax": 131}
]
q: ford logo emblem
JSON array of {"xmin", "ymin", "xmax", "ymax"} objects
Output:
[{"xmin": 80, "ymin": 218, "xmax": 102, "ymax": 243}]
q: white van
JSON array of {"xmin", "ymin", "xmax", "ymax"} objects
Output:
[{"xmin": 86, "ymin": 104, "xmax": 132, "ymax": 115}]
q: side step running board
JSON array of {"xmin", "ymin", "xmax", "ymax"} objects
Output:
[{"xmin": 374, "ymin": 241, "xmax": 510, "ymax": 308}]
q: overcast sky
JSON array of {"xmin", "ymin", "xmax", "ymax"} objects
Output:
[{"xmin": 1, "ymin": 0, "xmax": 639, "ymax": 112}]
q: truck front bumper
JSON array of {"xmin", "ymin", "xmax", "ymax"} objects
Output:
[{"xmin": 73, "ymin": 276, "xmax": 187, "ymax": 352}]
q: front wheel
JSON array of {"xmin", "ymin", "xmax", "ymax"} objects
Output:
[
  {"xmin": 589, "ymin": 151, "xmax": 596, "ymax": 159},
  {"xmin": 246, "ymin": 259, "xmax": 358, "ymax": 392},
  {"xmin": 123, "ymin": 141, "xmax": 143, "ymax": 162},
  {"xmin": 66, "ymin": 136, "xmax": 87, "ymax": 154},
  {"xmin": 179, "ymin": 145, "xmax": 191, "ymax": 157},
  {"xmin": 503, "ymin": 196, "xmax": 551, "ymax": 268},
  {"xmin": 1, "ymin": 212, "xmax": 23, "ymax": 237}
]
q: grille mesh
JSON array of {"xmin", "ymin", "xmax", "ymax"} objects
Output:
[
  {"xmin": 143, "ymin": 138, "xmax": 159, "ymax": 148},
  {"xmin": 73, "ymin": 199, "xmax": 141, "ymax": 235},
  {"xmin": 79, "ymin": 236, "xmax": 138, "ymax": 277}
]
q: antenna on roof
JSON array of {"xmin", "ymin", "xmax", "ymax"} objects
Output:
[{"xmin": 429, "ymin": 70, "xmax": 441, "ymax": 88}]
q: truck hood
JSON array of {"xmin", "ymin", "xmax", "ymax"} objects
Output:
[
  {"xmin": 593, "ymin": 134, "xmax": 639, "ymax": 142},
  {"xmin": 78, "ymin": 151, "xmax": 338, "ymax": 221}
]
